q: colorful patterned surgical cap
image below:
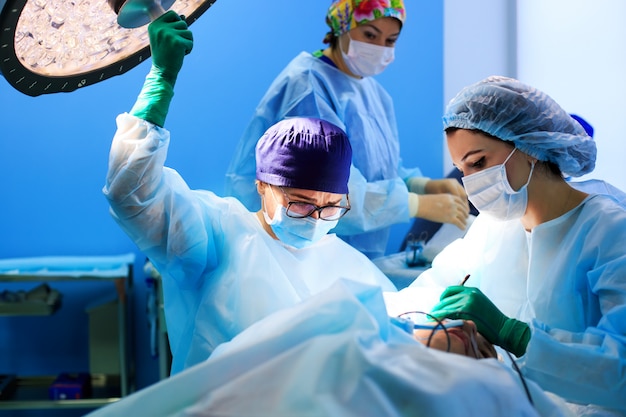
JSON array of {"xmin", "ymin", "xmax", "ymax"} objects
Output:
[
  {"xmin": 325, "ymin": 0, "xmax": 406, "ymax": 40},
  {"xmin": 443, "ymin": 76, "xmax": 597, "ymax": 177}
]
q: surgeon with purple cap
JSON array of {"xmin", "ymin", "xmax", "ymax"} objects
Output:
[{"xmin": 103, "ymin": 11, "xmax": 395, "ymax": 376}]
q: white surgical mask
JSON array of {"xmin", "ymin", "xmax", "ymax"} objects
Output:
[
  {"xmin": 340, "ymin": 36, "xmax": 395, "ymax": 78},
  {"xmin": 462, "ymin": 148, "xmax": 535, "ymax": 221},
  {"xmin": 262, "ymin": 189, "xmax": 338, "ymax": 249}
]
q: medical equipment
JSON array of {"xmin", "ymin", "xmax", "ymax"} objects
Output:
[
  {"xmin": 396, "ymin": 310, "xmax": 464, "ymax": 352},
  {"xmin": 0, "ymin": 254, "xmax": 136, "ymax": 411},
  {"xmin": 432, "ymin": 285, "xmax": 531, "ymax": 357},
  {"xmin": 460, "ymin": 274, "xmax": 470, "ymax": 286},
  {"xmin": 444, "ymin": 309, "xmax": 535, "ymax": 405},
  {"xmin": 110, "ymin": 0, "xmax": 174, "ymax": 28},
  {"xmin": 404, "ymin": 232, "xmax": 428, "ymax": 267},
  {"xmin": 0, "ymin": 0, "xmax": 216, "ymax": 96},
  {"xmin": 398, "ymin": 311, "xmax": 464, "ymax": 330},
  {"xmin": 396, "ymin": 302, "xmax": 535, "ymax": 404}
]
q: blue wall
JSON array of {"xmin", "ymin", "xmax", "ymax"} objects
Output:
[{"xmin": 0, "ymin": 0, "xmax": 442, "ymax": 412}]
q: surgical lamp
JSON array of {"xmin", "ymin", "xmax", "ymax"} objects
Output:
[{"xmin": 0, "ymin": 0, "xmax": 216, "ymax": 97}]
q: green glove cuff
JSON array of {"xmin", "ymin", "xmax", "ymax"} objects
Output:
[
  {"xmin": 499, "ymin": 318, "xmax": 531, "ymax": 357},
  {"xmin": 130, "ymin": 65, "xmax": 175, "ymax": 128}
]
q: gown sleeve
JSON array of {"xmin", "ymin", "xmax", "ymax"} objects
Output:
[{"xmin": 103, "ymin": 113, "xmax": 220, "ymax": 289}]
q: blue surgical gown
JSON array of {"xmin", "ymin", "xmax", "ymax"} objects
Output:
[
  {"xmin": 225, "ymin": 51, "xmax": 422, "ymax": 259},
  {"xmin": 406, "ymin": 193, "xmax": 626, "ymax": 415},
  {"xmin": 103, "ymin": 114, "xmax": 397, "ymax": 374}
]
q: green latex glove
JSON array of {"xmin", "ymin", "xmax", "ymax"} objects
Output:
[
  {"xmin": 430, "ymin": 286, "xmax": 531, "ymax": 357},
  {"xmin": 130, "ymin": 11, "xmax": 193, "ymax": 127},
  {"xmin": 148, "ymin": 10, "xmax": 193, "ymax": 84}
]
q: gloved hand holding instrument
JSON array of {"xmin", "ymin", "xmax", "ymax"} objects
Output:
[
  {"xmin": 430, "ymin": 285, "xmax": 531, "ymax": 357},
  {"xmin": 131, "ymin": 10, "xmax": 194, "ymax": 127}
]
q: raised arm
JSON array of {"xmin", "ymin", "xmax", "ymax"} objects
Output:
[{"xmin": 103, "ymin": 13, "xmax": 218, "ymax": 287}]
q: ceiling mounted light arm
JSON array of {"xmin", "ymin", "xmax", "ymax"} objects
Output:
[
  {"xmin": 110, "ymin": 0, "xmax": 175, "ymax": 29},
  {"xmin": 0, "ymin": 0, "xmax": 216, "ymax": 97}
]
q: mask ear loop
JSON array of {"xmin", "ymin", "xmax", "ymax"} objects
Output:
[
  {"xmin": 263, "ymin": 185, "xmax": 283, "ymax": 222},
  {"xmin": 268, "ymin": 185, "xmax": 280, "ymax": 204},
  {"xmin": 260, "ymin": 183, "xmax": 281, "ymax": 228},
  {"xmin": 503, "ymin": 147, "xmax": 517, "ymax": 164},
  {"xmin": 338, "ymin": 32, "xmax": 351, "ymax": 58},
  {"xmin": 519, "ymin": 152, "xmax": 536, "ymax": 187},
  {"xmin": 504, "ymin": 148, "xmax": 535, "ymax": 193},
  {"xmin": 526, "ymin": 159, "xmax": 536, "ymax": 184},
  {"xmin": 400, "ymin": 308, "xmax": 535, "ymax": 407}
]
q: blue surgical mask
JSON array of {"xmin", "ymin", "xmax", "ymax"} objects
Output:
[
  {"xmin": 262, "ymin": 189, "xmax": 338, "ymax": 249},
  {"xmin": 340, "ymin": 36, "xmax": 395, "ymax": 78},
  {"xmin": 462, "ymin": 148, "xmax": 535, "ymax": 221}
]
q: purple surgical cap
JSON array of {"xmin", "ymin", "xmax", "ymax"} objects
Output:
[
  {"xmin": 443, "ymin": 76, "xmax": 596, "ymax": 177},
  {"xmin": 255, "ymin": 117, "xmax": 352, "ymax": 194}
]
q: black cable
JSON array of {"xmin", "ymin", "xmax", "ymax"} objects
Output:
[
  {"xmin": 398, "ymin": 309, "xmax": 535, "ymax": 407},
  {"xmin": 397, "ymin": 311, "xmax": 454, "ymax": 352},
  {"xmin": 438, "ymin": 310, "xmax": 535, "ymax": 407}
]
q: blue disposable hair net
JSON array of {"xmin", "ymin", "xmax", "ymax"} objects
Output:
[{"xmin": 443, "ymin": 76, "xmax": 597, "ymax": 177}]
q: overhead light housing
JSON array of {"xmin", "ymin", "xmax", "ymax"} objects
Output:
[{"xmin": 0, "ymin": 0, "xmax": 216, "ymax": 97}]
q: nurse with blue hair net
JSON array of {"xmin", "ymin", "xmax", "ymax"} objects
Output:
[
  {"xmin": 103, "ymin": 11, "xmax": 396, "ymax": 375},
  {"xmin": 394, "ymin": 76, "xmax": 626, "ymax": 416},
  {"xmin": 225, "ymin": 0, "xmax": 469, "ymax": 260}
]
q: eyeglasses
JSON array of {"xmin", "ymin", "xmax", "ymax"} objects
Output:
[{"xmin": 277, "ymin": 187, "xmax": 351, "ymax": 221}]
